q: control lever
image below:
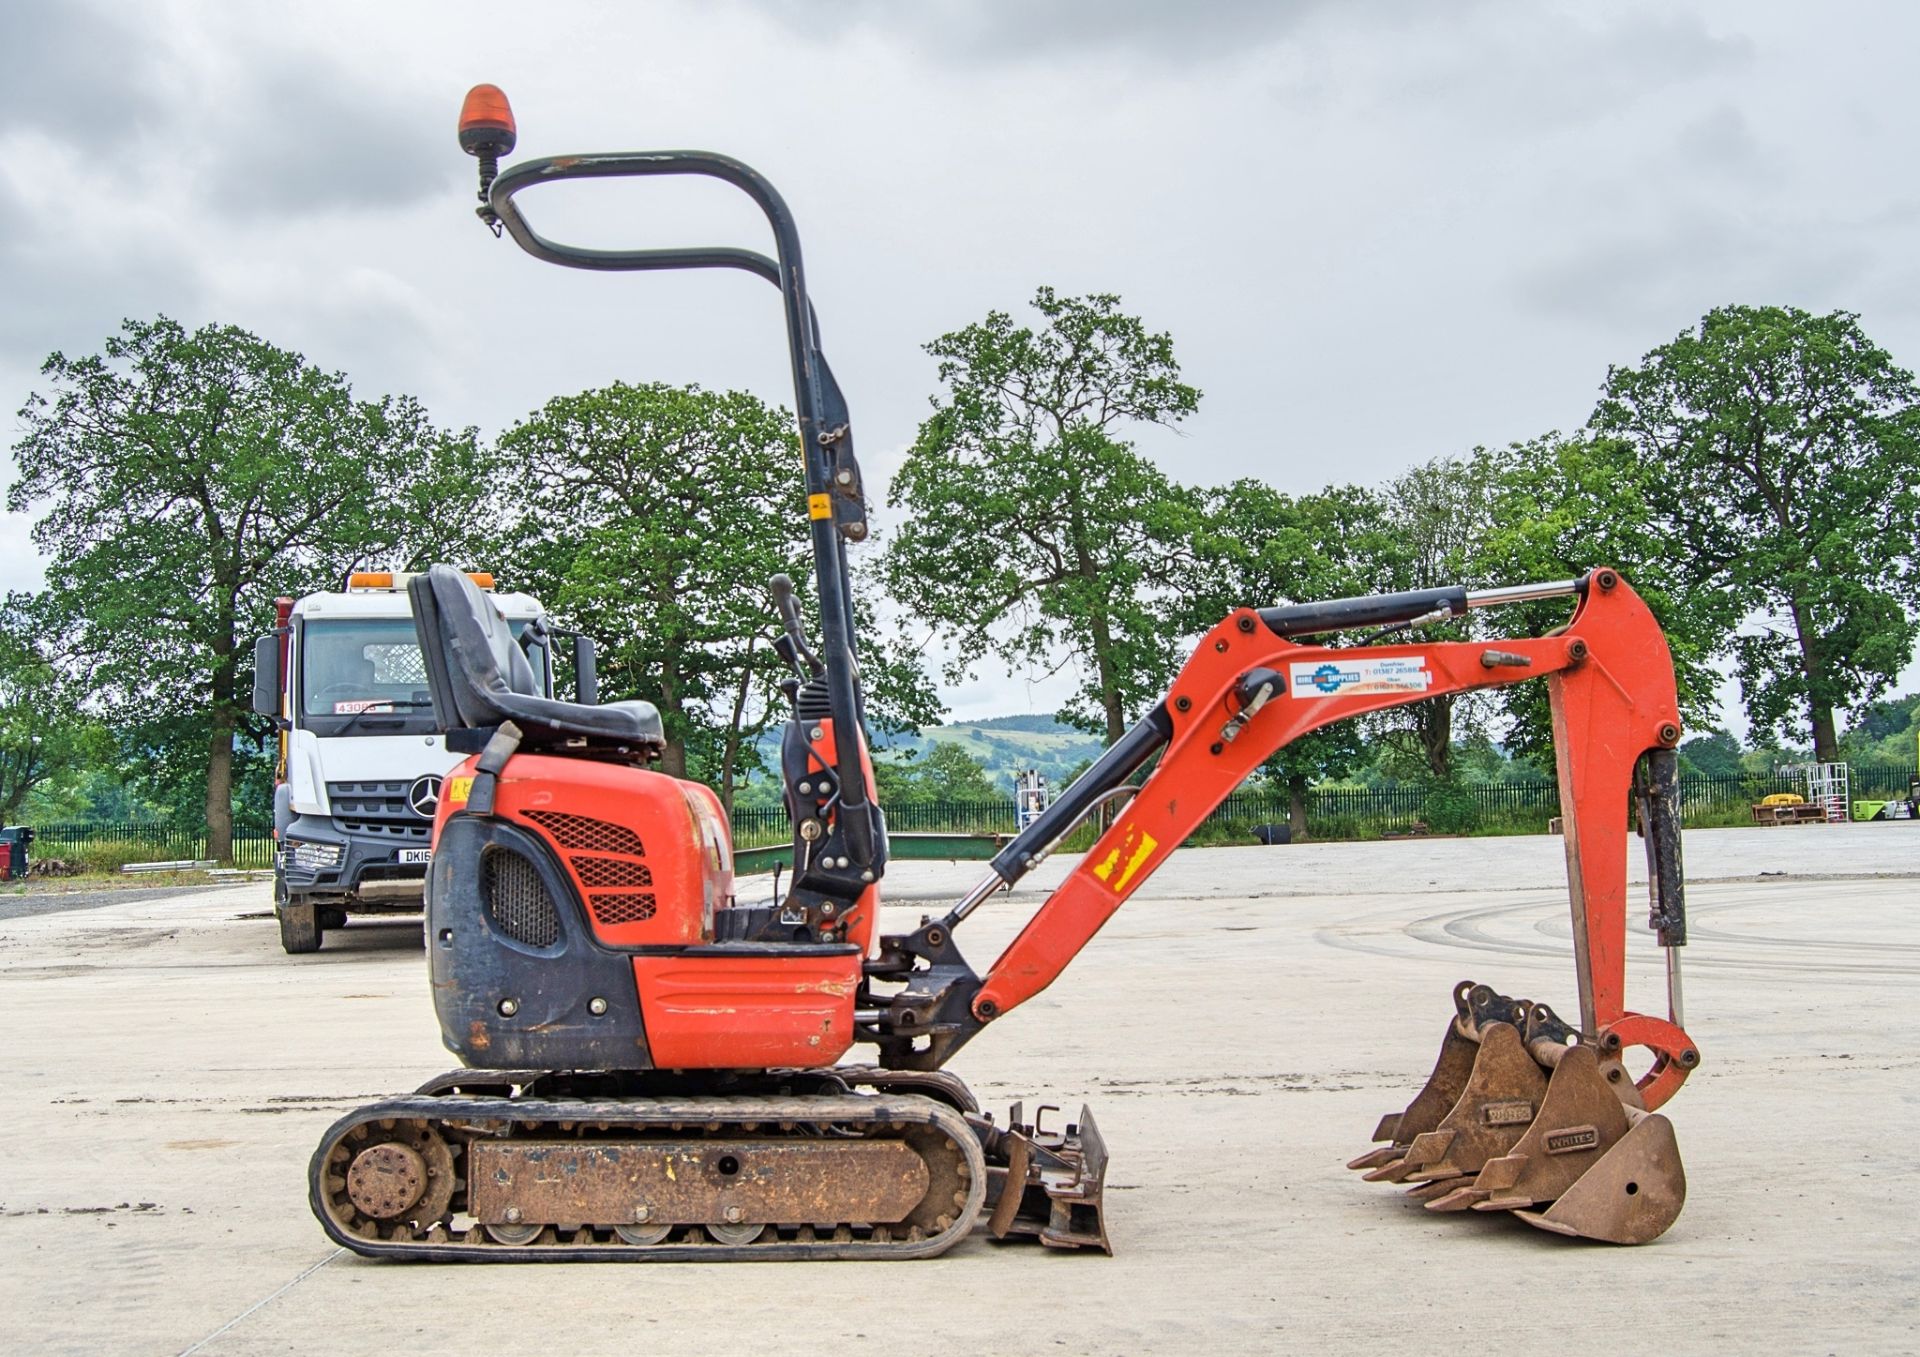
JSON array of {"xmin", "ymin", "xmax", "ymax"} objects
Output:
[{"xmin": 770, "ymin": 574, "xmax": 824, "ymax": 677}]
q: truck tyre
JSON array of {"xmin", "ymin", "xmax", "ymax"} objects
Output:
[{"xmin": 279, "ymin": 900, "xmax": 322, "ymax": 954}]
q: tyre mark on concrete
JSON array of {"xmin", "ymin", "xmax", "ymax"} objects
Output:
[
  {"xmin": 175, "ymin": 1248, "xmax": 344, "ymax": 1356},
  {"xmin": 1318, "ymin": 890, "xmax": 1920, "ymax": 979}
]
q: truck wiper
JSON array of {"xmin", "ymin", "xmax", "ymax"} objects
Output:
[{"xmin": 331, "ymin": 701, "xmax": 435, "ymax": 736}]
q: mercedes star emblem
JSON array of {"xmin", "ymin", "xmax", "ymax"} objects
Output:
[{"xmin": 407, "ymin": 775, "xmax": 443, "ymax": 817}]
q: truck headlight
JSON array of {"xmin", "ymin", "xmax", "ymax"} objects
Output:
[{"xmin": 287, "ymin": 839, "xmax": 344, "ymax": 871}]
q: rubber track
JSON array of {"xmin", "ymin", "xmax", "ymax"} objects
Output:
[{"xmin": 309, "ymin": 1091, "xmax": 988, "ymax": 1262}]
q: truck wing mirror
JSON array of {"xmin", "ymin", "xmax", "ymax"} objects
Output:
[
  {"xmin": 251, "ymin": 634, "xmax": 282, "ymax": 718},
  {"xmin": 573, "ymin": 635, "xmax": 598, "ymax": 705}
]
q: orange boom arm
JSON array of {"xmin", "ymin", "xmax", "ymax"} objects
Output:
[{"xmin": 967, "ymin": 570, "xmax": 1698, "ymax": 1110}]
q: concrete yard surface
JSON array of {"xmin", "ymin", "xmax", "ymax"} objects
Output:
[{"xmin": 1, "ymin": 825, "xmax": 1916, "ymax": 1355}]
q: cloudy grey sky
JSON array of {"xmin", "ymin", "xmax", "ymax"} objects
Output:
[{"xmin": 3, "ymin": 1, "xmax": 1916, "ymax": 726}]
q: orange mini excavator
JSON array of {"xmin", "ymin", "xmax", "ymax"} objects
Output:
[{"xmin": 307, "ymin": 87, "xmax": 1699, "ymax": 1260}]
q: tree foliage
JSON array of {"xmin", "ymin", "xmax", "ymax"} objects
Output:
[
  {"xmin": 498, "ymin": 381, "xmax": 938, "ymax": 809},
  {"xmin": 1183, "ymin": 479, "xmax": 1406, "ymax": 836},
  {"xmin": 1592, "ymin": 305, "xmax": 1920, "ymax": 759},
  {"xmin": 1469, "ymin": 432, "xmax": 1732, "ymax": 767},
  {"xmin": 0, "ymin": 601, "xmax": 109, "ymax": 821},
  {"xmin": 873, "ymin": 740, "xmax": 1006, "ymax": 805},
  {"xmin": 1367, "ymin": 451, "xmax": 1509, "ymax": 781},
  {"xmin": 500, "ymin": 382, "xmax": 810, "ymax": 799},
  {"xmin": 884, "ymin": 288, "xmax": 1202, "ymax": 743},
  {"xmin": 7, "ymin": 317, "xmax": 489, "ymax": 856}
]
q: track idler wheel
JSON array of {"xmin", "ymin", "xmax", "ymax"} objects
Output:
[{"xmin": 326, "ymin": 1119, "xmax": 457, "ymax": 1240}]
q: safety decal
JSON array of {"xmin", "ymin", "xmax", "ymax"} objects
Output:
[
  {"xmin": 1091, "ymin": 823, "xmax": 1158, "ymax": 895},
  {"xmin": 446, "ymin": 775, "xmax": 474, "ymax": 806},
  {"xmin": 808, "ymin": 493, "xmax": 833, "ymax": 520},
  {"xmin": 1288, "ymin": 656, "xmax": 1432, "ymax": 697}
]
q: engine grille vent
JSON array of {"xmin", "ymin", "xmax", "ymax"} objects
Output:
[
  {"xmin": 588, "ymin": 893, "xmax": 658, "ymax": 925},
  {"xmin": 522, "ymin": 810, "xmax": 647, "ymax": 857},
  {"xmin": 483, "ymin": 847, "xmax": 559, "ymax": 948},
  {"xmin": 570, "ymin": 855, "xmax": 655, "ymax": 888}
]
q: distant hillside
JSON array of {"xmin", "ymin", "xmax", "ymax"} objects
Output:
[
  {"xmin": 962, "ymin": 713, "xmax": 1078, "ymax": 734},
  {"xmin": 876, "ymin": 715, "xmax": 1103, "ymax": 791}
]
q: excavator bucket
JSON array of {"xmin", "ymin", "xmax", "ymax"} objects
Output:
[
  {"xmin": 1347, "ymin": 982, "xmax": 1481, "ymax": 1173},
  {"xmin": 1511, "ymin": 1109, "xmax": 1684, "ymax": 1244},
  {"xmin": 1356, "ymin": 985, "xmax": 1688, "ymax": 1243},
  {"xmin": 1359, "ymin": 1020, "xmax": 1547, "ymax": 1186}
]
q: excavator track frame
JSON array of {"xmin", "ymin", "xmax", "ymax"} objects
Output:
[{"xmin": 311, "ymin": 1089, "xmax": 988, "ymax": 1262}]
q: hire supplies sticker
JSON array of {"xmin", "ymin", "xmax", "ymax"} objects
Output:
[{"xmin": 1288, "ymin": 656, "xmax": 1433, "ymax": 698}]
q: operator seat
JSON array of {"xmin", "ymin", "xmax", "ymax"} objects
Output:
[{"xmin": 407, "ymin": 565, "xmax": 665, "ymax": 756}]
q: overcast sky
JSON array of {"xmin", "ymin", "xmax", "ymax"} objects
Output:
[{"xmin": 3, "ymin": 1, "xmax": 1917, "ymax": 729}]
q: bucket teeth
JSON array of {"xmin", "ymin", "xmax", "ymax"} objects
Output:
[
  {"xmin": 1348, "ymin": 1003, "xmax": 1480, "ymax": 1171},
  {"xmin": 1355, "ymin": 985, "xmax": 1689, "ymax": 1244},
  {"xmin": 1370, "ymin": 1022, "xmax": 1546, "ymax": 1184}
]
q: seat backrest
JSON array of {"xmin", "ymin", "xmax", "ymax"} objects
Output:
[{"xmin": 407, "ymin": 566, "xmax": 538, "ymax": 730}]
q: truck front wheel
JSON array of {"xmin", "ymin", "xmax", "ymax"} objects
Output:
[{"xmin": 279, "ymin": 897, "xmax": 322, "ymax": 954}]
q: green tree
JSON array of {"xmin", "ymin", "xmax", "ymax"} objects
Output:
[
  {"xmin": 1678, "ymin": 729, "xmax": 1744, "ymax": 779},
  {"xmin": 0, "ymin": 603, "xmax": 110, "ymax": 821},
  {"xmin": 1592, "ymin": 305, "xmax": 1920, "ymax": 760},
  {"xmin": 1368, "ymin": 452, "xmax": 1509, "ymax": 781},
  {"xmin": 1837, "ymin": 691, "xmax": 1920, "ymax": 767},
  {"xmin": 7, "ymin": 317, "xmax": 488, "ymax": 858},
  {"xmin": 500, "ymin": 382, "xmax": 809, "ymax": 800},
  {"xmin": 873, "ymin": 740, "xmax": 1006, "ymax": 806},
  {"xmin": 1469, "ymin": 432, "xmax": 1733, "ymax": 767},
  {"xmin": 884, "ymin": 288, "xmax": 1202, "ymax": 744},
  {"xmin": 498, "ymin": 382, "xmax": 940, "ymax": 810},
  {"xmin": 1182, "ymin": 480, "xmax": 1407, "ymax": 838}
]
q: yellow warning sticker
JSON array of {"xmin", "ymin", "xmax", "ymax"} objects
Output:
[
  {"xmin": 1091, "ymin": 823, "xmax": 1158, "ymax": 895},
  {"xmin": 808, "ymin": 493, "xmax": 833, "ymax": 520},
  {"xmin": 447, "ymin": 775, "xmax": 474, "ymax": 806}
]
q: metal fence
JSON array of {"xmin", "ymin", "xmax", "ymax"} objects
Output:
[
  {"xmin": 734, "ymin": 765, "xmax": 1919, "ymax": 844},
  {"xmin": 29, "ymin": 822, "xmax": 277, "ymax": 870},
  {"xmin": 25, "ymin": 765, "xmax": 1915, "ymax": 865}
]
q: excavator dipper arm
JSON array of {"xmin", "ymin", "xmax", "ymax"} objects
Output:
[{"xmin": 954, "ymin": 569, "xmax": 1699, "ymax": 1110}]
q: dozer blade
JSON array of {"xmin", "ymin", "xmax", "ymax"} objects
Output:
[
  {"xmin": 983, "ymin": 1103, "xmax": 1111, "ymax": 1253},
  {"xmin": 1361, "ymin": 1021, "xmax": 1547, "ymax": 1184},
  {"xmin": 1425, "ymin": 1045, "xmax": 1630, "ymax": 1212},
  {"xmin": 1349, "ymin": 982, "xmax": 1481, "ymax": 1171},
  {"xmin": 1511, "ymin": 1110, "xmax": 1686, "ymax": 1244}
]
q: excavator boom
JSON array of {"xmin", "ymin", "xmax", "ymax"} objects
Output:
[
  {"xmin": 862, "ymin": 568, "xmax": 1699, "ymax": 1244},
  {"xmin": 955, "ymin": 568, "xmax": 1697, "ymax": 1109}
]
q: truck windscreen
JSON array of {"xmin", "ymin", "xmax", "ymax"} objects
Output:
[
  {"xmin": 300, "ymin": 619, "xmax": 435, "ymax": 717},
  {"xmin": 298, "ymin": 616, "xmax": 544, "ymax": 728}
]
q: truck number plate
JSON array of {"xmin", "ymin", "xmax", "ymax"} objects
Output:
[{"xmin": 398, "ymin": 848, "xmax": 433, "ymax": 865}]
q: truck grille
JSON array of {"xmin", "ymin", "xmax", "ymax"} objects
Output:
[
  {"xmin": 328, "ymin": 780, "xmax": 433, "ymax": 842},
  {"xmin": 483, "ymin": 847, "xmax": 560, "ymax": 948}
]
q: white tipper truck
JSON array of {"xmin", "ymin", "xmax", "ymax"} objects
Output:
[{"xmin": 251, "ymin": 570, "xmax": 594, "ymax": 953}]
